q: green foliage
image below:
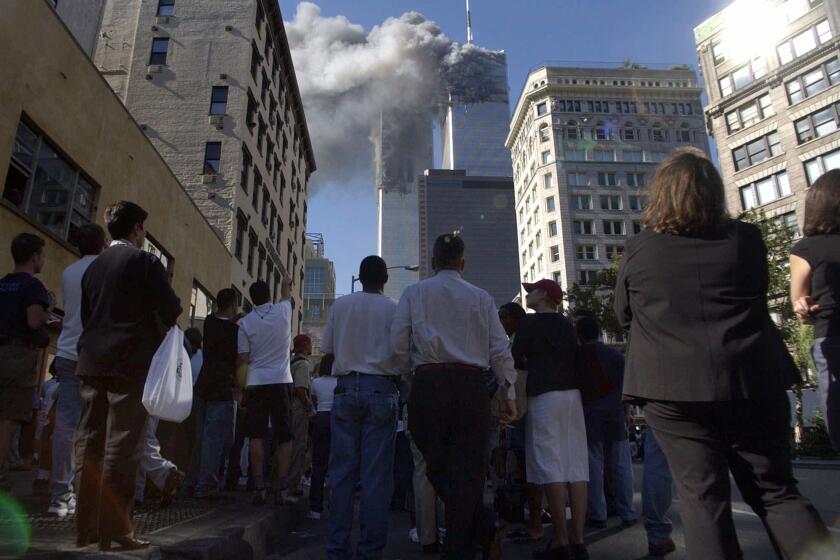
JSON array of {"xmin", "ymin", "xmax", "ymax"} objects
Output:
[{"xmin": 566, "ymin": 254, "xmax": 623, "ymax": 340}]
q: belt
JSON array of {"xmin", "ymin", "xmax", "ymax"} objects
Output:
[
  {"xmin": 415, "ymin": 363, "xmax": 484, "ymax": 374},
  {"xmin": 344, "ymin": 371, "xmax": 398, "ymax": 380}
]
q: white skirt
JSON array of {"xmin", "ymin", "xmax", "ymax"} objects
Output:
[{"xmin": 525, "ymin": 389, "xmax": 589, "ymax": 485}]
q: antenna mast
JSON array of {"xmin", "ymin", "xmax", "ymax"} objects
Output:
[{"xmin": 466, "ymin": 0, "xmax": 473, "ymax": 44}]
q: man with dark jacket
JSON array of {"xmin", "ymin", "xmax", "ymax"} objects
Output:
[
  {"xmin": 194, "ymin": 288, "xmax": 239, "ymax": 499},
  {"xmin": 75, "ymin": 201, "xmax": 182, "ymax": 551}
]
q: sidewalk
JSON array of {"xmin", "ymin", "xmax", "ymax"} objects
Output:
[{"xmin": 0, "ymin": 470, "xmax": 305, "ymax": 559}]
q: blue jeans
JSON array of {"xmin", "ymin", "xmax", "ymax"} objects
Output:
[
  {"xmin": 195, "ymin": 400, "xmax": 235, "ymax": 497},
  {"xmin": 50, "ymin": 358, "xmax": 82, "ymax": 502},
  {"xmin": 327, "ymin": 374, "xmax": 398, "ymax": 560},
  {"xmin": 642, "ymin": 429, "xmax": 673, "ymax": 545},
  {"xmin": 813, "ymin": 337, "xmax": 840, "ymax": 451},
  {"xmin": 587, "ymin": 437, "xmax": 635, "ymax": 522}
]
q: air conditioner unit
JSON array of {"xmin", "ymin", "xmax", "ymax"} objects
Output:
[
  {"xmin": 147, "ymin": 64, "xmax": 164, "ymax": 74},
  {"xmin": 225, "ymin": 25, "xmax": 233, "ymax": 32},
  {"xmin": 156, "ymin": 16, "xmax": 170, "ymax": 25},
  {"xmin": 219, "ymin": 73, "xmax": 228, "ymax": 80},
  {"xmin": 209, "ymin": 115, "xmax": 225, "ymax": 129},
  {"xmin": 202, "ymin": 174, "xmax": 217, "ymax": 185}
]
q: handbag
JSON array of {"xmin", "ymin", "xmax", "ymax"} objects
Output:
[{"xmin": 142, "ymin": 326, "xmax": 193, "ymax": 422}]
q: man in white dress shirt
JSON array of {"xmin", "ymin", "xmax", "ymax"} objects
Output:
[
  {"xmin": 323, "ymin": 256, "xmax": 404, "ymax": 560},
  {"xmin": 392, "ymin": 233, "xmax": 517, "ymax": 560}
]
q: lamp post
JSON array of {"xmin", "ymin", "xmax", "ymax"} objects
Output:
[{"xmin": 351, "ymin": 265, "xmax": 419, "ymax": 293}]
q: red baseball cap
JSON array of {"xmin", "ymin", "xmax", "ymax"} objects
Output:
[
  {"xmin": 522, "ymin": 279, "xmax": 565, "ymax": 303},
  {"xmin": 293, "ymin": 334, "xmax": 311, "ymax": 353}
]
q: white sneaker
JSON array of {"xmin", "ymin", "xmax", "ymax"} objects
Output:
[
  {"xmin": 307, "ymin": 510, "xmax": 322, "ymax": 520},
  {"xmin": 48, "ymin": 497, "xmax": 76, "ymax": 518},
  {"xmin": 409, "ymin": 527, "xmax": 420, "ymax": 543}
]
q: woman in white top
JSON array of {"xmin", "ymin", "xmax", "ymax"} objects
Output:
[{"xmin": 308, "ymin": 357, "xmax": 337, "ymax": 519}]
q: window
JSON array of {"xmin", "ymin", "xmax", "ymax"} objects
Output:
[
  {"xmin": 605, "ymin": 245, "xmax": 625, "ymax": 260},
  {"xmin": 564, "ymin": 148, "xmax": 586, "ymax": 160},
  {"xmin": 546, "ymin": 196, "xmax": 556, "ymax": 212},
  {"xmin": 676, "ymin": 125, "xmax": 691, "ymax": 142},
  {"xmin": 573, "ymin": 220, "xmax": 594, "ymax": 235},
  {"xmin": 712, "ymin": 41, "xmax": 726, "ymax": 65},
  {"xmin": 255, "ymin": 1, "xmax": 265, "ymax": 33},
  {"xmin": 739, "ymin": 171, "xmax": 792, "ymax": 210},
  {"xmin": 539, "ymin": 123, "xmax": 550, "ymax": 142},
  {"xmin": 541, "ymin": 151, "xmax": 552, "ymax": 164},
  {"xmin": 567, "ymin": 172, "xmax": 587, "ymax": 187},
  {"xmin": 648, "ymin": 151, "xmax": 668, "ymax": 162},
  {"xmin": 553, "ymin": 272, "xmax": 563, "ymax": 284},
  {"xmin": 633, "ymin": 220, "xmax": 642, "ymax": 234},
  {"xmin": 247, "ymin": 230, "xmax": 257, "ymax": 275},
  {"xmin": 544, "ymin": 173, "xmax": 554, "ymax": 188},
  {"xmin": 804, "ymin": 146, "xmax": 840, "ymax": 184},
  {"xmin": 578, "ymin": 270, "xmax": 598, "ymax": 286},
  {"xmin": 594, "ymin": 122, "xmax": 610, "ymax": 140},
  {"xmin": 777, "ymin": 20, "xmax": 832, "ymax": 65},
  {"xmin": 565, "ymin": 121, "xmax": 581, "ymax": 140},
  {"xmin": 240, "ymin": 144, "xmax": 251, "ymax": 192},
  {"xmin": 573, "ymin": 194, "xmax": 593, "ymax": 210},
  {"xmin": 600, "ymin": 195, "xmax": 622, "ymax": 210},
  {"xmin": 537, "ymin": 254, "xmax": 544, "ymax": 272},
  {"xmin": 252, "ymin": 170, "xmax": 261, "ymax": 209},
  {"xmin": 597, "ymin": 172, "xmax": 617, "ymax": 186},
  {"xmin": 626, "ymin": 173, "xmax": 645, "ymax": 188},
  {"xmin": 795, "ymin": 102, "xmax": 840, "ymax": 143},
  {"xmin": 550, "ymin": 245, "xmax": 561, "ymax": 262},
  {"xmin": 650, "ymin": 124, "xmax": 667, "ymax": 142},
  {"xmin": 157, "ymin": 0, "xmax": 175, "ymax": 16},
  {"xmin": 234, "ymin": 213, "xmax": 246, "ymax": 260},
  {"xmin": 203, "ymin": 142, "xmax": 221, "ymax": 174},
  {"xmin": 732, "ymin": 132, "xmax": 782, "ymax": 171},
  {"xmin": 535, "ymin": 231, "xmax": 542, "ymax": 248},
  {"xmin": 725, "ymin": 94, "xmax": 775, "ymax": 132},
  {"xmin": 250, "ymin": 41, "xmax": 260, "ymax": 80},
  {"xmin": 3, "ymin": 120, "xmax": 98, "ymax": 244},
  {"xmin": 269, "ymin": 204, "xmax": 277, "ymax": 239},
  {"xmin": 786, "ymin": 58, "xmax": 840, "ymax": 104},
  {"xmin": 773, "ymin": 211, "xmax": 800, "ymax": 235},
  {"xmin": 549, "ymin": 221, "xmax": 558, "ymax": 236},
  {"xmin": 576, "ymin": 245, "xmax": 596, "ymax": 260},
  {"xmin": 209, "ymin": 86, "xmax": 228, "ymax": 115},
  {"xmin": 149, "ymin": 38, "xmax": 169, "ymax": 65},
  {"xmin": 261, "ymin": 186, "xmax": 270, "ymax": 224},
  {"xmin": 594, "ymin": 149, "xmax": 615, "ymax": 162},
  {"xmin": 536, "ymin": 102, "xmax": 548, "ymax": 116},
  {"xmin": 622, "ymin": 150, "xmax": 643, "ymax": 162},
  {"xmin": 257, "ymin": 244, "xmax": 266, "ymax": 280},
  {"xmin": 257, "ymin": 117, "xmax": 266, "ymax": 154},
  {"xmin": 718, "ymin": 58, "xmax": 764, "ymax": 97},
  {"xmin": 621, "ymin": 124, "xmax": 638, "ymax": 141},
  {"xmin": 628, "ymin": 195, "xmax": 644, "ymax": 211},
  {"xmin": 603, "ymin": 220, "xmax": 625, "ymax": 235}
]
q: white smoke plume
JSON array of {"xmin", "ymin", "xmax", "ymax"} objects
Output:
[{"xmin": 285, "ymin": 2, "xmax": 508, "ymax": 189}]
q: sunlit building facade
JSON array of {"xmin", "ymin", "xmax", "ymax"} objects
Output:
[
  {"xmin": 695, "ymin": 0, "xmax": 840, "ymax": 228},
  {"xmin": 301, "ymin": 233, "xmax": 336, "ymax": 356},
  {"xmin": 506, "ymin": 65, "xmax": 709, "ymax": 299}
]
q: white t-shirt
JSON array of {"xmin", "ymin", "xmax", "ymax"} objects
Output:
[
  {"xmin": 310, "ymin": 376, "xmax": 338, "ymax": 412},
  {"xmin": 56, "ymin": 255, "xmax": 98, "ymax": 361},
  {"xmin": 237, "ymin": 301, "xmax": 292, "ymax": 386},
  {"xmin": 321, "ymin": 291, "xmax": 402, "ymax": 377}
]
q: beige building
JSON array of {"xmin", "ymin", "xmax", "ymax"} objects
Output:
[
  {"xmin": 300, "ymin": 233, "xmax": 336, "ymax": 356},
  {"xmin": 695, "ymin": 0, "xmax": 840, "ymax": 228},
  {"xmin": 93, "ymin": 0, "xmax": 315, "ymax": 329},
  {"xmin": 506, "ymin": 65, "xmax": 710, "ymax": 295},
  {"xmin": 0, "ymin": 0, "xmax": 231, "ymax": 374}
]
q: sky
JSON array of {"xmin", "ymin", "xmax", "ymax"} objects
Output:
[{"xmin": 295, "ymin": 0, "xmax": 733, "ymax": 293}]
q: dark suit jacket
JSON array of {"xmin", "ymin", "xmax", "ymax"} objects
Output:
[
  {"xmin": 77, "ymin": 243, "xmax": 182, "ymax": 380},
  {"xmin": 614, "ymin": 220, "xmax": 800, "ymax": 402}
]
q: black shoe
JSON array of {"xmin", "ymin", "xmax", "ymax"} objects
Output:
[
  {"xmin": 160, "ymin": 468, "xmax": 186, "ymax": 508},
  {"xmin": 422, "ymin": 543, "xmax": 440, "ymax": 555},
  {"xmin": 648, "ymin": 539, "xmax": 676, "ymax": 557},
  {"xmin": 568, "ymin": 543, "xmax": 589, "ymax": 560},
  {"xmin": 533, "ymin": 541, "xmax": 569, "ymax": 560},
  {"xmin": 99, "ymin": 535, "xmax": 150, "ymax": 551},
  {"xmin": 584, "ymin": 518, "xmax": 607, "ymax": 529}
]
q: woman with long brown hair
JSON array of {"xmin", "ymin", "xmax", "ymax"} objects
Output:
[
  {"xmin": 790, "ymin": 169, "xmax": 840, "ymax": 452},
  {"xmin": 614, "ymin": 149, "xmax": 834, "ymax": 559}
]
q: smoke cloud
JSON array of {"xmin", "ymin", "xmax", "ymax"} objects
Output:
[{"xmin": 285, "ymin": 2, "xmax": 508, "ymax": 189}]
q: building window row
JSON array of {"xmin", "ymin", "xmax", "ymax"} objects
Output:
[
  {"xmin": 562, "ymin": 146, "xmax": 670, "ymax": 163},
  {"xmin": 3, "ymin": 119, "xmax": 98, "ymax": 246},
  {"xmin": 794, "ymin": 100, "xmax": 840, "ymax": 143},
  {"xmin": 739, "ymin": 171, "xmax": 792, "ymax": 211},
  {"xmin": 551, "ymin": 98, "xmax": 696, "ymax": 116},
  {"xmin": 786, "ymin": 57, "xmax": 840, "ymax": 104},
  {"xmin": 732, "ymin": 131, "xmax": 782, "ymax": 172},
  {"xmin": 719, "ymin": 56, "xmax": 766, "ymax": 97},
  {"xmin": 725, "ymin": 94, "xmax": 775, "ymax": 133},
  {"xmin": 805, "ymin": 146, "xmax": 840, "ymax": 184},
  {"xmin": 572, "ymin": 219, "xmax": 628, "ymax": 236},
  {"xmin": 777, "ymin": 19, "xmax": 832, "ymax": 67}
]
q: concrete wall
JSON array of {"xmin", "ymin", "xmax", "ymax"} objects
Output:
[{"xmin": 0, "ymin": 0, "xmax": 231, "ymax": 329}]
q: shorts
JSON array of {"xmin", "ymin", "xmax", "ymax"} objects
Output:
[
  {"xmin": 0, "ymin": 344, "xmax": 39, "ymax": 422},
  {"xmin": 243, "ymin": 383, "xmax": 293, "ymax": 443}
]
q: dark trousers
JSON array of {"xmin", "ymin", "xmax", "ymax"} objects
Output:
[
  {"xmin": 644, "ymin": 392, "xmax": 833, "ymax": 560},
  {"xmin": 75, "ymin": 376, "xmax": 148, "ymax": 539},
  {"xmin": 310, "ymin": 411, "xmax": 331, "ymax": 513},
  {"xmin": 408, "ymin": 369, "xmax": 491, "ymax": 560}
]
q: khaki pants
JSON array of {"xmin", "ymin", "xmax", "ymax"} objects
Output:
[
  {"xmin": 409, "ymin": 434, "xmax": 439, "ymax": 546},
  {"xmin": 287, "ymin": 399, "xmax": 310, "ymax": 492}
]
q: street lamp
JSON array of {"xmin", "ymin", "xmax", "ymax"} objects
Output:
[{"xmin": 351, "ymin": 265, "xmax": 419, "ymax": 293}]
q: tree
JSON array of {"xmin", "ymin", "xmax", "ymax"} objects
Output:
[
  {"xmin": 566, "ymin": 255, "xmax": 623, "ymax": 341},
  {"xmin": 743, "ymin": 210, "xmax": 817, "ymax": 445}
]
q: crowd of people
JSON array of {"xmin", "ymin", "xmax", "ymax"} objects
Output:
[{"xmin": 0, "ymin": 154, "xmax": 839, "ymax": 560}]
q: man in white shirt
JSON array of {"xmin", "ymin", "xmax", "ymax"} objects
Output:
[
  {"xmin": 391, "ymin": 234, "xmax": 517, "ymax": 560},
  {"xmin": 323, "ymin": 256, "xmax": 403, "ymax": 560},
  {"xmin": 237, "ymin": 278, "xmax": 293, "ymax": 504},
  {"xmin": 48, "ymin": 224, "xmax": 106, "ymax": 518}
]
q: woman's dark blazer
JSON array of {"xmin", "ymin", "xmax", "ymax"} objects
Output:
[{"xmin": 614, "ymin": 220, "xmax": 800, "ymax": 402}]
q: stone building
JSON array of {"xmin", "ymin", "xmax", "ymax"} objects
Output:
[
  {"xmin": 695, "ymin": 0, "xmax": 840, "ymax": 228},
  {"xmin": 0, "ymin": 0, "xmax": 231, "ymax": 378},
  {"xmin": 93, "ymin": 0, "xmax": 315, "ymax": 328},
  {"xmin": 506, "ymin": 65, "xmax": 710, "ymax": 297},
  {"xmin": 301, "ymin": 233, "xmax": 336, "ymax": 356}
]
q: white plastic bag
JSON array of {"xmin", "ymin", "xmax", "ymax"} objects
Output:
[{"xmin": 142, "ymin": 327, "xmax": 193, "ymax": 422}]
